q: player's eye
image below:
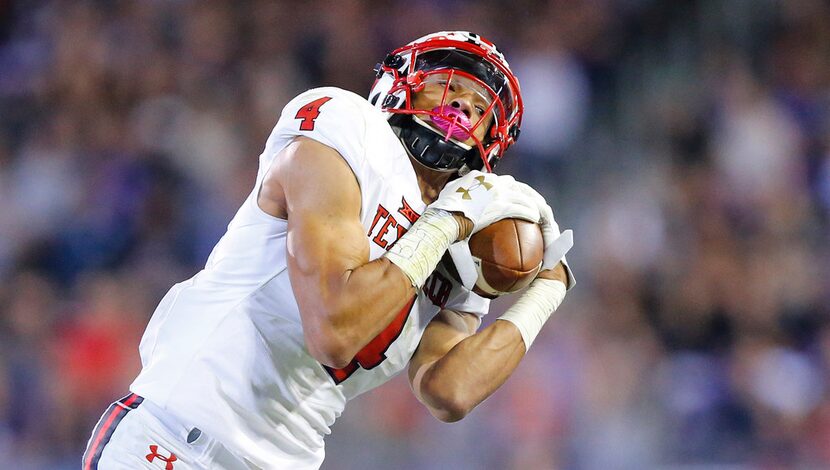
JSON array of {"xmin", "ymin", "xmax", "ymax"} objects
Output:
[{"xmin": 475, "ymin": 106, "xmax": 485, "ymax": 115}]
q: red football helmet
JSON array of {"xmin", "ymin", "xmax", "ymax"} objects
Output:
[{"xmin": 369, "ymin": 31, "xmax": 523, "ymax": 173}]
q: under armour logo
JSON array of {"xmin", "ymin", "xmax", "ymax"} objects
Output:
[
  {"xmin": 455, "ymin": 175, "xmax": 493, "ymax": 200},
  {"xmin": 146, "ymin": 444, "xmax": 177, "ymax": 469}
]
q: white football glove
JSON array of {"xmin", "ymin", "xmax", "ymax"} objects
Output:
[
  {"xmin": 512, "ymin": 182, "xmax": 573, "ymax": 270},
  {"xmin": 430, "ymin": 170, "xmax": 540, "ymax": 235}
]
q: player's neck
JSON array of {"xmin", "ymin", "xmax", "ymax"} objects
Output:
[{"xmin": 408, "ymin": 155, "xmax": 456, "ymax": 204}]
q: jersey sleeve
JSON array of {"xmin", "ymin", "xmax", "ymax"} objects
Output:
[{"xmin": 268, "ymin": 88, "xmax": 368, "ymax": 183}]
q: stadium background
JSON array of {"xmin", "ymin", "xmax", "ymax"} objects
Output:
[{"xmin": 1, "ymin": 0, "xmax": 829, "ymax": 468}]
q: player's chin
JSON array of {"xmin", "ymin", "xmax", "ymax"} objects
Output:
[
  {"xmin": 462, "ymin": 137, "xmax": 480, "ymax": 147},
  {"xmin": 458, "ymin": 131, "xmax": 486, "ymax": 148},
  {"xmin": 442, "ymin": 132, "xmax": 477, "ymax": 148}
]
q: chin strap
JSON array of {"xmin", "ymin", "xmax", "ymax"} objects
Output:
[{"xmin": 393, "ymin": 115, "xmax": 485, "ymax": 171}]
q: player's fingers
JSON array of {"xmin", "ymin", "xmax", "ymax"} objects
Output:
[
  {"xmin": 511, "ymin": 183, "xmax": 555, "ymax": 227},
  {"xmin": 506, "ymin": 192, "xmax": 545, "ymax": 224},
  {"xmin": 496, "ymin": 174, "xmax": 516, "ymax": 184},
  {"xmin": 539, "ymin": 203, "xmax": 554, "ymax": 226},
  {"xmin": 510, "ymin": 181, "xmax": 549, "ymax": 217},
  {"xmin": 511, "ymin": 180, "xmax": 541, "ymax": 200},
  {"xmin": 499, "ymin": 197, "xmax": 540, "ymax": 222}
]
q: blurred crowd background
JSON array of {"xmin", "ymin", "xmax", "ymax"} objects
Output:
[{"xmin": 1, "ymin": 0, "xmax": 828, "ymax": 468}]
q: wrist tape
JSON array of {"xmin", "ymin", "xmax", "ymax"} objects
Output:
[
  {"xmin": 498, "ymin": 278, "xmax": 567, "ymax": 350},
  {"xmin": 384, "ymin": 208, "xmax": 458, "ymax": 288}
]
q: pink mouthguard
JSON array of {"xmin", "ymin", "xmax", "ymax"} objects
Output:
[{"xmin": 430, "ymin": 105, "xmax": 473, "ymax": 141}]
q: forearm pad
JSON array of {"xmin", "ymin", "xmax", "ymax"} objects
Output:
[
  {"xmin": 498, "ymin": 278, "xmax": 567, "ymax": 350},
  {"xmin": 383, "ymin": 208, "xmax": 459, "ymax": 288}
]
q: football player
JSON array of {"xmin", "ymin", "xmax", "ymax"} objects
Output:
[{"xmin": 83, "ymin": 31, "xmax": 574, "ymax": 469}]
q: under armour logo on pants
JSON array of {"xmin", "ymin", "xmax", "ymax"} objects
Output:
[{"xmin": 146, "ymin": 444, "xmax": 177, "ymax": 469}]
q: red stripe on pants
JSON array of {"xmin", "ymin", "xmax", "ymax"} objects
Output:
[{"xmin": 84, "ymin": 394, "xmax": 139, "ymax": 470}]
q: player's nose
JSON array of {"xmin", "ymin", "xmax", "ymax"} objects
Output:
[{"xmin": 449, "ymin": 96, "xmax": 473, "ymax": 119}]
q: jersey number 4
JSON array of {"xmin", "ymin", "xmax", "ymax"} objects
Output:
[
  {"xmin": 295, "ymin": 97, "xmax": 332, "ymax": 131},
  {"xmin": 324, "ymin": 296, "xmax": 416, "ymax": 384}
]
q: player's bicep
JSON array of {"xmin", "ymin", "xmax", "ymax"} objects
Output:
[
  {"xmin": 408, "ymin": 310, "xmax": 478, "ymax": 402},
  {"xmin": 274, "ymin": 137, "xmax": 368, "ymax": 300}
]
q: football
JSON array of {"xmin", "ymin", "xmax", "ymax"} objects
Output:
[{"xmin": 468, "ymin": 218, "xmax": 544, "ymax": 298}]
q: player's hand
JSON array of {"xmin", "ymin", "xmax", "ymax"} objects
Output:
[
  {"xmin": 495, "ymin": 183, "xmax": 573, "ymax": 349},
  {"xmin": 430, "ymin": 170, "xmax": 540, "ymax": 238},
  {"xmin": 511, "ymin": 182, "xmax": 573, "ymax": 271}
]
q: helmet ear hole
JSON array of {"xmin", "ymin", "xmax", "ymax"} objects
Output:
[
  {"xmin": 383, "ymin": 54, "xmax": 405, "ymax": 69},
  {"xmin": 382, "ymin": 94, "xmax": 401, "ymax": 108}
]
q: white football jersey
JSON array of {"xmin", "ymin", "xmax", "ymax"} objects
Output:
[{"xmin": 130, "ymin": 87, "xmax": 490, "ymax": 469}]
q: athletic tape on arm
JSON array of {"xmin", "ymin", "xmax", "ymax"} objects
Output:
[
  {"xmin": 497, "ymin": 278, "xmax": 567, "ymax": 350},
  {"xmin": 384, "ymin": 208, "xmax": 459, "ymax": 288}
]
